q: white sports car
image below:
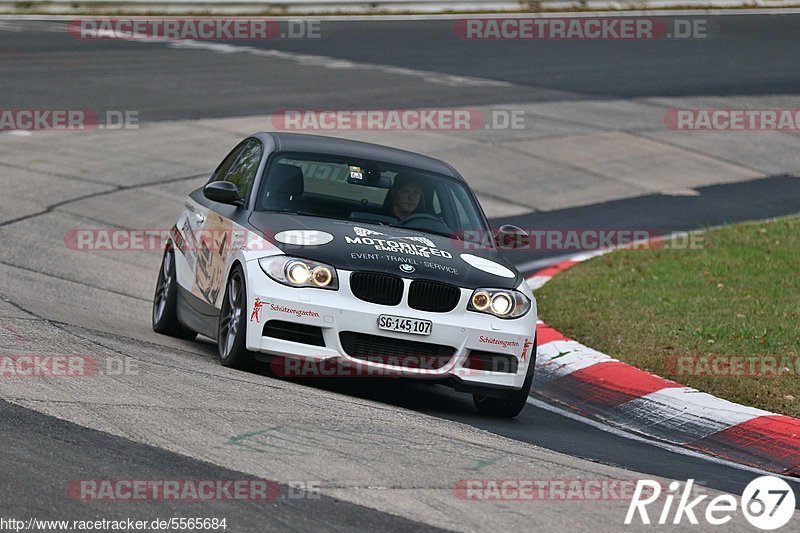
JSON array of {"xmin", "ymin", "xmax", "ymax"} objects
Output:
[{"xmin": 153, "ymin": 133, "xmax": 537, "ymax": 417}]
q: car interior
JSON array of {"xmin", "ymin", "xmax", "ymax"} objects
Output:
[{"xmin": 258, "ymin": 160, "xmax": 458, "ymax": 237}]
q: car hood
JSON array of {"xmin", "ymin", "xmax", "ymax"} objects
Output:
[{"xmin": 247, "ymin": 213, "xmax": 522, "ymax": 289}]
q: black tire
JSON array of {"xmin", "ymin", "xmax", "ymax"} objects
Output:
[
  {"xmin": 216, "ymin": 265, "xmax": 254, "ymax": 370},
  {"xmin": 473, "ymin": 336, "xmax": 537, "ymax": 418},
  {"xmin": 152, "ymin": 245, "xmax": 197, "ymax": 340}
]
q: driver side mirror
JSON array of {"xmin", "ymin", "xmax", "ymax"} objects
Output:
[
  {"xmin": 494, "ymin": 224, "xmax": 529, "ymax": 250},
  {"xmin": 204, "ymin": 181, "xmax": 243, "ymax": 207}
]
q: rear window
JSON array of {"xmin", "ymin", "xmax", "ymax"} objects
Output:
[{"xmin": 281, "ymin": 157, "xmax": 388, "ymax": 206}]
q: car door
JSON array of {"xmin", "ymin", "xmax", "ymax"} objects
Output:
[
  {"xmin": 192, "ymin": 138, "xmax": 264, "ymax": 309},
  {"xmin": 174, "ymin": 141, "xmax": 245, "ymax": 294}
]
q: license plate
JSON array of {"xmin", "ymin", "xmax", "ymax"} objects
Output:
[{"xmin": 377, "ymin": 315, "xmax": 432, "ymax": 336}]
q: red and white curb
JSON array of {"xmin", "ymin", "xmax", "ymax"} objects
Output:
[{"xmin": 527, "ymin": 255, "xmax": 800, "ymax": 477}]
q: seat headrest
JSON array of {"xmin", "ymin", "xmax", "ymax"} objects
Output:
[{"xmin": 267, "ymin": 163, "xmax": 304, "ymax": 197}]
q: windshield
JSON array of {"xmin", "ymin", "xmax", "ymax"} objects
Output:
[{"xmin": 255, "ymin": 152, "xmax": 492, "ymax": 240}]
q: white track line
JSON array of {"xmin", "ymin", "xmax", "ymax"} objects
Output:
[{"xmin": 50, "ymin": 27, "xmax": 512, "ymax": 88}]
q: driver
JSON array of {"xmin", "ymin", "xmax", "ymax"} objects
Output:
[{"xmin": 384, "ymin": 173, "xmax": 423, "ymax": 221}]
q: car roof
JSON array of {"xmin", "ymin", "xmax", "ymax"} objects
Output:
[{"xmin": 252, "ymin": 132, "xmax": 463, "ymax": 180}]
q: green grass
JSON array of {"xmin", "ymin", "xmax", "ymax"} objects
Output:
[{"xmin": 536, "ymin": 216, "xmax": 800, "ymax": 417}]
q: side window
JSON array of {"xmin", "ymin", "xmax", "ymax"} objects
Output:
[
  {"xmin": 447, "ymin": 187, "xmax": 473, "ymax": 231},
  {"xmin": 211, "ymin": 142, "xmax": 246, "ymax": 183},
  {"xmin": 453, "ymin": 194, "xmax": 469, "ymax": 228},
  {"xmin": 222, "ymin": 139, "xmax": 263, "ymax": 200}
]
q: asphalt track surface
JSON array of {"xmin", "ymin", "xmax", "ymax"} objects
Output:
[
  {"xmin": 0, "ymin": 400, "xmax": 443, "ymax": 532},
  {"xmin": 3, "ymin": 15, "xmax": 800, "ymax": 119},
  {"xmin": 1, "ymin": 14, "xmax": 800, "ymax": 531}
]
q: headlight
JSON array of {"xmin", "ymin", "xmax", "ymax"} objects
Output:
[
  {"xmin": 259, "ymin": 256, "xmax": 339, "ymax": 290},
  {"xmin": 468, "ymin": 288, "xmax": 530, "ymax": 319},
  {"xmin": 287, "ymin": 261, "xmax": 310, "ymax": 284}
]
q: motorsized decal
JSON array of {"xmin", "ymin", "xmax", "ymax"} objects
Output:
[
  {"xmin": 384, "ymin": 255, "xmax": 419, "ymax": 264},
  {"xmin": 353, "ymin": 227, "xmax": 382, "ymax": 237},
  {"xmin": 422, "ymin": 260, "xmax": 458, "ymax": 275},
  {"xmin": 346, "ymin": 227, "xmax": 452, "ymax": 259},
  {"xmin": 351, "ymin": 252, "xmax": 381, "ymax": 260},
  {"xmin": 250, "ymin": 297, "xmax": 264, "ymax": 323},
  {"xmin": 353, "ymin": 226, "xmax": 435, "ymax": 248},
  {"xmin": 274, "ymin": 230, "xmax": 334, "ymax": 246},
  {"xmin": 349, "ymin": 252, "xmax": 459, "ymax": 275},
  {"xmin": 460, "ymin": 254, "xmax": 515, "ymax": 278}
]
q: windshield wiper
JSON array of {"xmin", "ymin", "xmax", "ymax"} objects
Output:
[
  {"xmin": 387, "ymin": 225, "xmax": 461, "ymax": 241},
  {"xmin": 268, "ymin": 209, "xmax": 346, "ymax": 222},
  {"xmin": 348, "ymin": 215, "xmax": 389, "ymax": 226}
]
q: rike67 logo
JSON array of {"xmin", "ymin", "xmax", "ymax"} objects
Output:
[{"xmin": 626, "ymin": 477, "xmax": 795, "ymax": 530}]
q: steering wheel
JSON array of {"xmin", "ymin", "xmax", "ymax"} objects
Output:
[{"xmin": 398, "ymin": 213, "xmax": 455, "ymax": 237}]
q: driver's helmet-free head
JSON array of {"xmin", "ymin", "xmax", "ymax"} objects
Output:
[
  {"xmin": 385, "ymin": 172, "xmax": 426, "ymax": 215},
  {"xmin": 392, "ymin": 172, "xmax": 424, "ymax": 191}
]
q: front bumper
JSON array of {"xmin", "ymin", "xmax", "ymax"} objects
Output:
[{"xmin": 243, "ymin": 260, "xmax": 537, "ymax": 391}]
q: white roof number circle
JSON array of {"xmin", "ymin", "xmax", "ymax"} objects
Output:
[
  {"xmin": 460, "ymin": 254, "xmax": 515, "ymax": 278},
  {"xmin": 274, "ymin": 230, "xmax": 334, "ymax": 246}
]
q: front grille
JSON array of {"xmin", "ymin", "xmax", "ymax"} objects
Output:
[
  {"xmin": 339, "ymin": 331, "xmax": 454, "ymax": 369},
  {"xmin": 408, "ymin": 280, "xmax": 461, "ymax": 313},
  {"xmin": 349, "ymin": 272, "xmax": 403, "ymax": 306},
  {"xmin": 263, "ymin": 320, "xmax": 325, "ymax": 347},
  {"xmin": 463, "ymin": 351, "xmax": 519, "ymax": 374}
]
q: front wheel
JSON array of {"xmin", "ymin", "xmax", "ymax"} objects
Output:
[
  {"xmin": 217, "ymin": 265, "xmax": 253, "ymax": 370},
  {"xmin": 473, "ymin": 337, "xmax": 536, "ymax": 418},
  {"xmin": 152, "ymin": 245, "xmax": 196, "ymax": 340}
]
